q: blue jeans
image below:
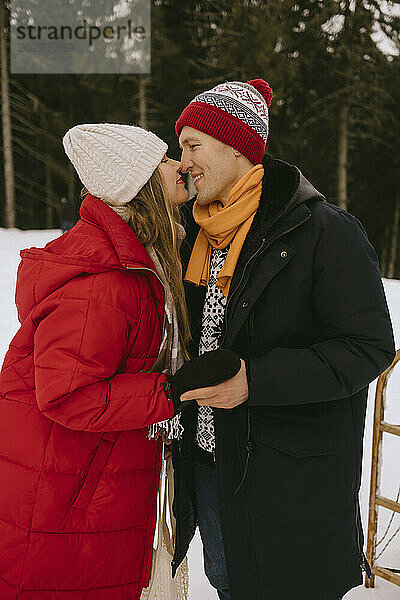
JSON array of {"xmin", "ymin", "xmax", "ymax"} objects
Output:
[
  {"xmin": 193, "ymin": 458, "xmax": 230, "ymax": 600},
  {"xmin": 193, "ymin": 458, "xmax": 344, "ymax": 600}
]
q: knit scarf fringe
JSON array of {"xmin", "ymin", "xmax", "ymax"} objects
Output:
[{"xmin": 146, "ymin": 246, "xmax": 184, "ymax": 442}]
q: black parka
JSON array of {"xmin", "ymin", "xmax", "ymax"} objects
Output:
[{"xmin": 172, "ymin": 155, "xmax": 395, "ymax": 600}]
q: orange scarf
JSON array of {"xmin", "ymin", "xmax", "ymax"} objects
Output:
[{"xmin": 184, "ymin": 164, "xmax": 264, "ymax": 298}]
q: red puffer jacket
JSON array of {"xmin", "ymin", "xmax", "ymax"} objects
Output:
[{"xmin": 0, "ymin": 194, "xmax": 175, "ymax": 599}]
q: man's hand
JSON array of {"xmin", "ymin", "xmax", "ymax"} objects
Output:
[{"xmin": 180, "ymin": 359, "xmax": 248, "ymax": 409}]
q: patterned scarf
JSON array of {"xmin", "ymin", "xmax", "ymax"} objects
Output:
[{"xmin": 146, "ymin": 244, "xmax": 184, "ymax": 441}]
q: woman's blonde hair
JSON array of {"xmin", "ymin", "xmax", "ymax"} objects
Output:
[
  {"xmin": 81, "ymin": 169, "xmax": 191, "ymax": 356},
  {"xmin": 124, "ymin": 168, "xmax": 191, "ymax": 356}
]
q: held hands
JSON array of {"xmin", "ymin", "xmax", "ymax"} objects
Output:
[
  {"xmin": 167, "ymin": 350, "xmax": 248, "ymax": 411},
  {"xmin": 181, "ymin": 358, "xmax": 248, "ymax": 409}
]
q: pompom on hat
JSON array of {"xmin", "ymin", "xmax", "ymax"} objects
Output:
[
  {"xmin": 63, "ymin": 123, "xmax": 168, "ymax": 221},
  {"xmin": 175, "ymin": 78, "xmax": 273, "ymax": 165}
]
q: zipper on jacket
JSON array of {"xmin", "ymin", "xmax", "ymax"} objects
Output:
[
  {"xmin": 234, "ymin": 408, "xmax": 253, "ymax": 495},
  {"xmin": 124, "ymin": 265, "xmax": 163, "ymax": 287},
  {"xmin": 221, "ymin": 214, "xmax": 311, "ymax": 494},
  {"xmin": 355, "ymin": 497, "xmax": 372, "ymax": 578},
  {"xmin": 220, "ymin": 214, "xmax": 311, "ymax": 348}
]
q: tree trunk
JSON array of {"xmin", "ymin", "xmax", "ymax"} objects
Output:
[
  {"xmin": 0, "ymin": 0, "xmax": 15, "ymax": 228},
  {"xmin": 138, "ymin": 74, "xmax": 148, "ymax": 129},
  {"xmin": 387, "ymin": 193, "xmax": 400, "ymax": 279},
  {"xmin": 45, "ymin": 158, "xmax": 52, "ymax": 229},
  {"xmin": 380, "ymin": 237, "xmax": 388, "ymax": 279},
  {"xmin": 337, "ymin": 101, "xmax": 349, "ymax": 211}
]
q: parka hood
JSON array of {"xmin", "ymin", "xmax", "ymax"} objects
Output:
[
  {"xmin": 226, "ymin": 155, "xmax": 326, "ymax": 291},
  {"xmin": 16, "ymin": 194, "xmax": 157, "ymax": 322},
  {"xmin": 180, "ymin": 154, "xmax": 325, "ymax": 253},
  {"xmin": 258, "ymin": 154, "xmax": 325, "ymax": 233}
]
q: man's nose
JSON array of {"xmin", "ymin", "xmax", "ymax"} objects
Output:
[{"xmin": 180, "ymin": 151, "xmax": 193, "ymax": 173}]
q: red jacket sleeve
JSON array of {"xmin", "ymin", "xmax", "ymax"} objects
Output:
[{"xmin": 33, "ymin": 295, "xmax": 174, "ymax": 432}]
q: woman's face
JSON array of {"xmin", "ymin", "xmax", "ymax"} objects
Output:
[{"xmin": 158, "ymin": 155, "xmax": 188, "ymax": 207}]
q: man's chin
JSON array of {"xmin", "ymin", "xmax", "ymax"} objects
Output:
[{"xmin": 195, "ymin": 194, "xmax": 212, "ymax": 206}]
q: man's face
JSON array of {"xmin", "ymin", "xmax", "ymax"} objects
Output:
[{"xmin": 179, "ymin": 126, "xmax": 240, "ymax": 206}]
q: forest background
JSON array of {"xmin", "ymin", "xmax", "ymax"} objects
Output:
[{"xmin": 1, "ymin": 0, "xmax": 400, "ymax": 277}]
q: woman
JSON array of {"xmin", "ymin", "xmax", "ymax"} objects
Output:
[{"xmin": 0, "ymin": 123, "xmax": 239, "ymax": 600}]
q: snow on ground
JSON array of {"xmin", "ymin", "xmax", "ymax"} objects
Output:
[{"xmin": 0, "ymin": 228, "xmax": 399, "ymax": 599}]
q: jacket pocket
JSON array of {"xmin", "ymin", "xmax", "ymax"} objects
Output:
[
  {"xmin": 71, "ymin": 433, "xmax": 117, "ymax": 509},
  {"xmin": 253, "ymin": 403, "xmax": 336, "ymax": 458}
]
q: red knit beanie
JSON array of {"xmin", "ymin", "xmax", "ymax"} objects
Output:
[{"xmin": 175, "ymin": 79, "xmax": 273, "ymax": 164}]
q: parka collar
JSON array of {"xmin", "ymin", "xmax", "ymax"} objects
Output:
[
  {"xmin": 16, "ymin": 194, "xmax": 160, "ymax": 322},
  {"xmin": 256, "ymin": 154, "xmax": 325, "ymax": 237},
  {"xmin": 79, "ymin": 193, "xmax": 157, "ymax": 271},
  {"xmin": 181, "ymin": 155, "xmax": 325, "ymax": 243}
]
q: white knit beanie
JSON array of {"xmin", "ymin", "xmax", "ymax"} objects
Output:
[{"xmin": 63, "ymin": 123, "xmax": 168, "ymax": 221}]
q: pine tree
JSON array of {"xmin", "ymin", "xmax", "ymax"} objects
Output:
[{"xmin": 1, "ymin": 0, "xmax": 15, "ymax": 227}]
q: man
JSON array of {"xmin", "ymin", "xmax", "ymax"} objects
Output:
[{"xmin": 171, "ymin": 79, "xmax": 395, "ymax": 600}]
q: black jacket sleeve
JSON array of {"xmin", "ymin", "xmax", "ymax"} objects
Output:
[{"xmin": 247, "ymin": 208, "xmax": 396, "ymax": 407}]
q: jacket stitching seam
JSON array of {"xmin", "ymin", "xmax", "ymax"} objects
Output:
[
  {"xmin": 0, "ymin": 574, "xmax": 13, "ymax": 587},
  {"xmin": 0, "ymin": 395, "xmax": 32, "ymax": 405},
  {"xmin": 66, "ymin": 278, "xmax": 95, "ymax": 394},
  {"xmin": 17, "ymin": 422, "xmax": 54, "ymax": 595},
  {"xmin": 0, "ymin": 455, "xmax": 155, "ymax": 476},
  {"xmin": 6, "ymin": 364, "xmax": 34, "ymax": 392},
  {"xmin": 26, "ymin": 522, "xmax": 150, "ymax": 534},
  {"xmin": 36, "ymin": 295, "xmax": 135, "ymax": 320},
  {"xmin": 32, "ymin": 261, "xmax": 43, "ymax": 306},
  {"xmin": 21, "ymin": 578, "xmax": 140, "ymax": 592}
]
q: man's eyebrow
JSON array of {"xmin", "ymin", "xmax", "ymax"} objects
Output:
[{"xmin": 179, "ymin": 137, "xmax": 200, "ymax": 148}]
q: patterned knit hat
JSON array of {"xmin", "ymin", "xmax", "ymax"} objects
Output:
[
  {"xmin": 63, "ymin": 123, "xmax": 167, "ymax": 221},
  {"xmin": 175, "ymin": 79, "xmax": 273, "ymax": 164}
]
